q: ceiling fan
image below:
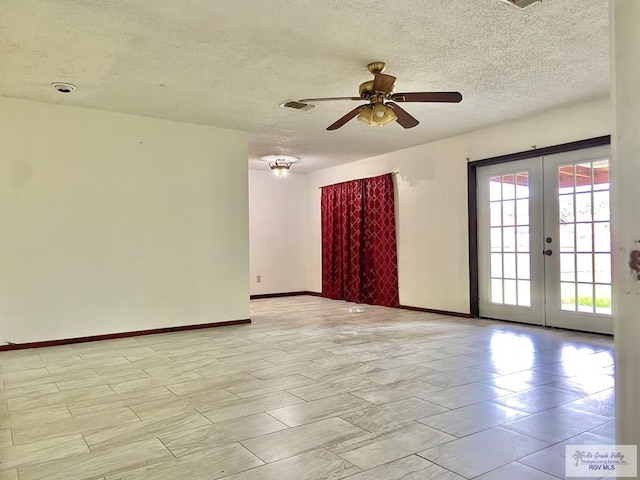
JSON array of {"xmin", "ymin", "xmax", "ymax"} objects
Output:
[{"xmin": 298, "ymin": 62, "xmax": 462, "ymax": 131}]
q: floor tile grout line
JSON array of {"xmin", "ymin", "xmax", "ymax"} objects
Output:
[
  {"xmin": 156, "ymin": 435, "xmax": 178, "ymax": 458},
  {"xmin": 469, "ymin": 460, "xmax": 564, "ymax": 480},
  {"xmin": 337, "ymin": 452, "xmax": 421, "ymax": 479},
  {"xmin": 281, "ymin": 388, "xmax": 311, "ymax": 403},
  {"xmin": 128, "ymin": 406, "xmax": 142, "ymax": 421},
  {"xmin": 237, "ymin": 438, "xmax": 271, "ymax": 464},
  {"xmin": 519, "ymin": 462, "xmax": 566, "ymax": 480},
  {"xmin": 79, "ymin": 431, "xmax": 91, "ymax": 450}
]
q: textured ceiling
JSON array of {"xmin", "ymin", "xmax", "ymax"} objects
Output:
[{"xmin": 0, "ymin": 0, "xmax": 609, "ymax": 173}]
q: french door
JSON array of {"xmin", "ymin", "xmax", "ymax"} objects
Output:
[{"xmin": 477, "ymin": 145, "xmax": 612, "ymax": 334}]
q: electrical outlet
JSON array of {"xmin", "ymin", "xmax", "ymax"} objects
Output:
[{"xmin": 256, "ymin": 275, "xmax": 262, "ymax": 283}]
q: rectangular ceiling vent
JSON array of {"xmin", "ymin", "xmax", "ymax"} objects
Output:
[
  {"xmin": 499, "ymin": 0, "xmax": 543, "ymax": 9},
  {"xmin": 279, "ymin": 100, "xmax": 315, "ymax": 111}
]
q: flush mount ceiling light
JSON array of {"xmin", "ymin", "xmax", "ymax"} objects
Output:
[
  {"xmin": 270, "ymin": 159, "xmax": 292, "ymax": 176},
  {"xmin": 261, "ymin": 155, "xmax": 299, "ymax": 177},
  {"xmin": 51, "ymin": 82, "xmax": 77, "ymax": 94}
]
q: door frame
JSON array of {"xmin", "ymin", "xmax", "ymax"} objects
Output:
[{"xmin": 467, "ymin": 135, "xmax": 611, "ymax": 321}]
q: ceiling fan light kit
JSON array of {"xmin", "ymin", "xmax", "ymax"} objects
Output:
[
  {"xmin": 357, "ymin": 102, "xmax": 397, "ymax": 127},
  {"xmin": 298, "ymin": 61, "xmax": 462, "ymax": 131}
]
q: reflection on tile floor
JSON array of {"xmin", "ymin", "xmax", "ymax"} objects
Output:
[{"xmin": 0, "ymin": 296, "xmax": 615, "ymax": 479}]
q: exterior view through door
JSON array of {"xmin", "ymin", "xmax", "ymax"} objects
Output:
[{"xmin": 477, "ymin": 145, "xmax": 612, "ymax": 335}]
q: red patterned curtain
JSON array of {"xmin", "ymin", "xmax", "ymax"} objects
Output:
[{"xmin": 321, "ymin": 173, "xmax": 399, "ymax": 307}]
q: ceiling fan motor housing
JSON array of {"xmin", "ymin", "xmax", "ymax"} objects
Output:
[{"xmin": 359, "ymin": 80, "xmax": 396, "ymax": 98}]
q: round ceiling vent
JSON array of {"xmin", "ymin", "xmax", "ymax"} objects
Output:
[{"xmin": 51, "ymin": 82, "xmax": 77, "ymax": 94}]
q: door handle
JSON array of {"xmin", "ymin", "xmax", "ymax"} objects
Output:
[{"xmin": 543, "ymin": 249, "xmax": 553, "ymax": 256}]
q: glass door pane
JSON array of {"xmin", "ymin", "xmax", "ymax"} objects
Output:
[
  {"xmin": 557, "ymin": 160, "xmax": 611, "ymax": 315},
  {"xmin": 543, "ymin": 145, "xmax": 612, "ymax": 335},
  {"xmin": 478, "ymin": 158, "xmax": 544, "ymax": 326},
  {"xmin": 488, "ymin": 173, "xmax": 531, "ymax": 307}
]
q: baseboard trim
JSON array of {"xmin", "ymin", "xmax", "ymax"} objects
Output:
[
  {"xmin": 250, "ymin": 291, "xmax": 308, "ymax": 299},
  {"xmin": 398, "ymin": 304, "xmax": 472, "ymax": 318},
  {"xmin": 250, "ymin": 291, "xmax": 322, "ymax": 299},
  {"xmin": 3, "ymin": 299, "xmax": 468, "ymax": 351},
  {"xmin": 249, "ymin": 293, "xmax": 471, "ymax": 319},
  {"xmin": 0, "ymin": 319, "xmax": 251, "ymax": 351}
]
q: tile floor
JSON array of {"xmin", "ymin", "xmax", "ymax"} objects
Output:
[{"xmin": 0, "ymin": 296, "xmax": 616, "ymax": 479}]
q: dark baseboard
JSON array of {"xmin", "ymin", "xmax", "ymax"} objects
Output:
[
  {"xmin": 250, "ymin": 291, "xmax": 322, "ymax": 299},
  {"xmin": 249, "ymin": 293, "xmax": 471, "ymax": 319},
  {"xmin": 398, "ymin": 304, "xmax": 472, "ymax": 318},
  {"xmin": 250, "ymin": 291, "xmax": 308, "ymax": 300},
  {"xmin": 3, "ymin": 298, "xmax": 469, "ymax": 351},
  {"xmin": 0, "ymin": 319, "xmax": 251, "ymax": 351}
]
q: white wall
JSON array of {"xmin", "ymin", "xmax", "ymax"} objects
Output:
[
  {"xmin": 249, "ymin": 170, "xmax": 306, "ymax": 295},
  {"xmin": 306, "ymin": 98, "xmax": 610, "ymax": 313},
  {"xmin": 0, "ymin": 97, "xmax": 249, "ymax": 344}
]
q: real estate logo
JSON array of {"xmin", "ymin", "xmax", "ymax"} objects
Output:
[{"xmin": 565, "ymin": 445, "xmax": 637, "ymax": 477}]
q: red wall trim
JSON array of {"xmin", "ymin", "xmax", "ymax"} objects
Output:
[
  {"xmin": 398, "ymin": 304, "xmax": 472, "ymax": 318},
  {"xmin": 0, "ymin": 319, "xmax": 251, "ymax": 351}
]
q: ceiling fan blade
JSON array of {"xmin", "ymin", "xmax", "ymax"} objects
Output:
[
  {"xmin": 390, "ymin": 92, "xmax": 463, "ymax": 103},
  {"xmin": 327, "ymin": 105, "xmax": 367, "ymax": 130},
  {"xmin": 298, "ymin": 96, "xmax": 362, "ymax": 102},
  {"xmin": 387, "ymin": 102, "xmax": 419, "ymax": 129},
  {"xmin": 372, "ymin": 73, "xmax": 396, "ymax": 94}
]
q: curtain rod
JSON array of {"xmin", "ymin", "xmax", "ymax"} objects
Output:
[{"xmin": 318, "ymin": 171, "xmax": 399, "ymax": 189}]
